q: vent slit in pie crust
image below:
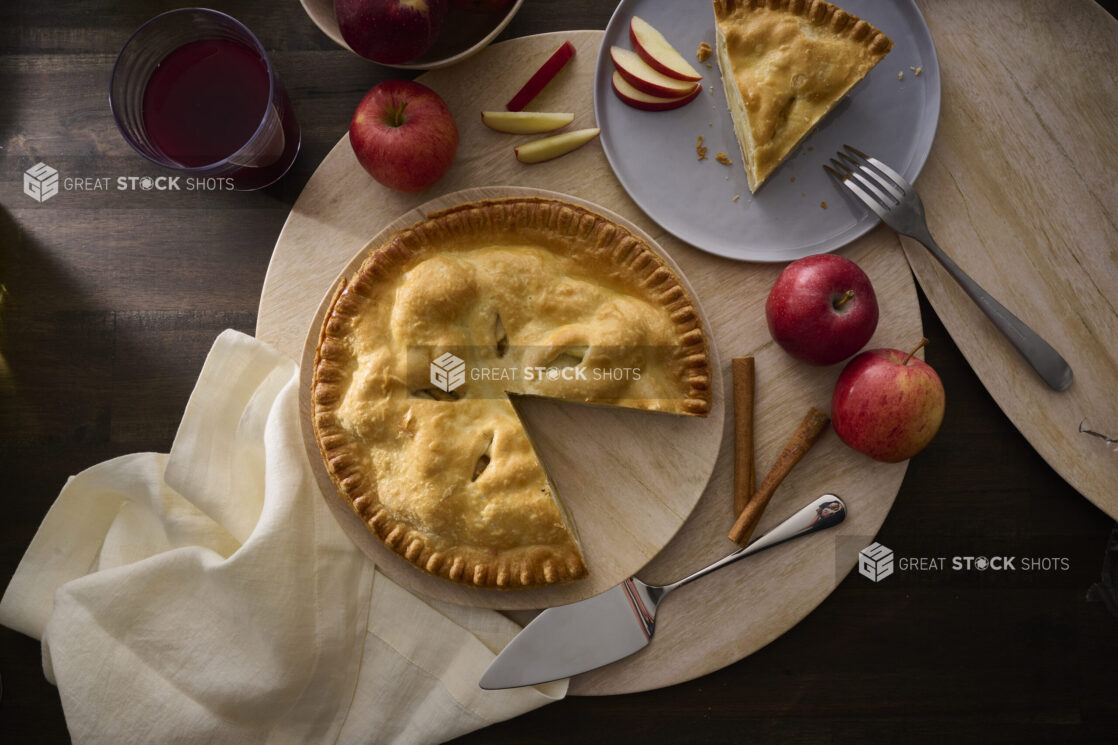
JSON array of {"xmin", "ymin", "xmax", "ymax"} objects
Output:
[
  {"xmin": 311, "ymin": 198, "xmax": 712, "ymax": 589},
  {"xmin": 712, "ymin": 0, "xmax": 893, "ymax": 192}
]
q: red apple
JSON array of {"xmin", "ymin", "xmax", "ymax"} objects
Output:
[
  {"xmin": 349, "ymin": 79, "xmax": 459, "ymax": 193},
  {"xmin": 831, "ymin": 340, "xmax": 946, "ymax": 462},
  {"xmin": 765, "ymin": 254, "xmax": 879, "ymax": 366},
  {"xmin": 335, "ymin": 0, "xmax": 448, "ymax": 64}
]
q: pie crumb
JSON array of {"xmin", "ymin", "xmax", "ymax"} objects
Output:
[
  {"xmin": 807, "ymin": 146, "xmax": 814, "ymax": 152},
  {"xmin": 790, "ymin": 176, "xmax": 796, "ymax": 183},
  {"xmin": 732, "ymin": 194, "xmax": 741, "ymax": 202},
  {"xmin": 697, "ymin": 42, "xmax": 712, "ymax": 62},
  {"xmin": 910, "ymin": 65, "xmax": 923, "ymax": 76},
  {"xmin": 696, "ymin": 135, "xmax": 708, "ymax": 161},
  {"xmin": 705, "ymin": 62, "xmax": 713, "ymax": 68},
  {"xmin": 715, "ymin": 152, "xmax": 732, "ymax": 166},
  {"xmin": 820, "ymin": 201, "xmax": 828, "ymax": 209},
  {"xmin": 898, "ymin": 71, "xmax": 904, "ymax": 80}
]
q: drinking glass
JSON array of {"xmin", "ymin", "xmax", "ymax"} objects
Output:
[{"xmin": 110, "ymin": 8, "xmax": 300, "ymax": 191}]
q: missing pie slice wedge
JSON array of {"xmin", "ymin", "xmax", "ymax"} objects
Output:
[
  {"xmin": 311, "ymin": 198, "xmax": 711, "ymax": 590},
  {"xmin": 712, "ymin": 0, "xmax": 893, "ymax": 192}
]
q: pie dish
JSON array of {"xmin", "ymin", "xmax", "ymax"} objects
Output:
[
  {"xmin": 712, "ymin": 0, "xmax": 893, "ymax": 192},
  {"xmin": 311, "ymin": 197, "xmax": 711, "ymax": 590}
]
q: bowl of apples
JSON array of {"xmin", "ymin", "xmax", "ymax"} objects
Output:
[{"xmin": 301, "ymin": 0, "xmax": 524, "ymax": 69}]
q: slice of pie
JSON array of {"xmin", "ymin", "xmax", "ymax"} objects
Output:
[
  {"xmin": 712, "ymin": 0, "xmax": 893, "ymax": 191},
  {"xmin": 311, "ymin": 197, "xmax": 711, "ymax": 590}
]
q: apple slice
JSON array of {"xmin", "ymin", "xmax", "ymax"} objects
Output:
[
  {"xmin": 611, "ymin": 71, "xmax": 699, "ymax": 111},
  {"xmin": 507, "ymin": 41, "xmax": 576, "ymax": 112},
  {"xmin": 515, "ymin": 128, "xmax": 601, "ymax": 164},
  {"xmin": 610, "ymin": 46, "xmax": 697, "ymax": 99},
  {"xmin": 481, "ymin": 110, "xmax": 575, "ymax": 134},
  {"xmin": 630, "ymin": 16, "xmax": 703, "ymax": 82}
]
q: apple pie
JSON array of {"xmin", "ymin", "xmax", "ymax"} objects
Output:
[
  {"xmin": 712, "ymin": 0, "xmax": 893, "ymax": 191},
  {"xmin": 311, "ymin": 197, "xmax": 711, "ymax": 589}
]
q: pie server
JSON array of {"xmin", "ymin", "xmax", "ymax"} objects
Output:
[{"xmin": 479, "ymin": 494, "xmax": 847, "ymax": 689}]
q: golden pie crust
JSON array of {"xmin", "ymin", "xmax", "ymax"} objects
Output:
[
  {"xmin": 712, "ymin": 0, "xmax": 893, "ymax": 191},
  {"xmin": 311, "ymin": 198, "xmax": 711, "ymax": 589}
]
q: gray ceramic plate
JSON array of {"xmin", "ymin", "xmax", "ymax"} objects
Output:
[{"xmin": 593, "ymin": 0, "xmax": 941, "ymax": 262}]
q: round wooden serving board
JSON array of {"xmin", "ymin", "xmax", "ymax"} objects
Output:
[
  {"xmin": 896, "ymin": 0, "xmax": 1118, "ymax": 520},
  {"xmin": 257, "ymin": 31, "xmax": 923, "ymax": 695},
  {"xmin": 295, "ymin": 186, "xmax": 727, "ymax": 610}
]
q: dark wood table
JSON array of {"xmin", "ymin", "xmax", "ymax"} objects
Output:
[{"xmin": 2, "ymin": 1, "xmax": 1116, "ymax": 742}]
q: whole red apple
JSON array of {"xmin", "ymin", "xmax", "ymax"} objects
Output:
[
  {"xmin": 765, "ymin": 254, "xmax": 879, "ymax": 366},
  {"xmin": 831, "ymin": 340, "xmax": 946, "ymax": 463},
  {"xmin": 335, "ymin": 0, "xmax": 448, "ymax": 64},
  {"xmin": 349, "ymin": 79, "xmax": 459, "ymax": 193}
]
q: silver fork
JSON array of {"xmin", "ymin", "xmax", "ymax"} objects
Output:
[{"xmin": 825, "ymin": 145, "xmax": 1073, "ymax": 392}]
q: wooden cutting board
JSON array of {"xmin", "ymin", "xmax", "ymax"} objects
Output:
[
  {"xmin": 905, "ymin": 0, "xmax": 1118, "ymax": 518},
  {"xmin": 256, "ymin": 31, "xmax": 922, "ymax": 694}
]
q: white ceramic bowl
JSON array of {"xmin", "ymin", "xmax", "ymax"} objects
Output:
[{"xmin": 300, "ymin": 0, "xmax": 525, "ymax": 70}]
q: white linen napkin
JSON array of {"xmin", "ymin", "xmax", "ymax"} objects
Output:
[{"xmin": 0, "ymin": 329, "xmax": 565, "ymax": 744}]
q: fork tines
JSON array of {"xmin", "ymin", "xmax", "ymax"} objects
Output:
[{"xmin": 823, "ymin": 145, "xmax": 909, "ymax": 217}]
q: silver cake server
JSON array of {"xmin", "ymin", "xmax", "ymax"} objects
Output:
[{"xmin": 480, "ymin": 494, "xmax": 847, "ymax": 689}]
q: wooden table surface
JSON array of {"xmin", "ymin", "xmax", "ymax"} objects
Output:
[{"xmin": 2, "ymin": 1, "xmax": 1116, "ymax": 743}]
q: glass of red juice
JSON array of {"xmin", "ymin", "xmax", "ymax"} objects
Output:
[{"xmin": 110, "ymin": 8, "xmax": 299, "ymax": 191}]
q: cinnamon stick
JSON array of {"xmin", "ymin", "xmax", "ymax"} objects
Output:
[
  {"xmin": 732, "ymin": 357, "xmax": 756, "ymax": 517},
  {"xmin": 728, "ymin": 406, "xmax": 830, "ymax": 546}
]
